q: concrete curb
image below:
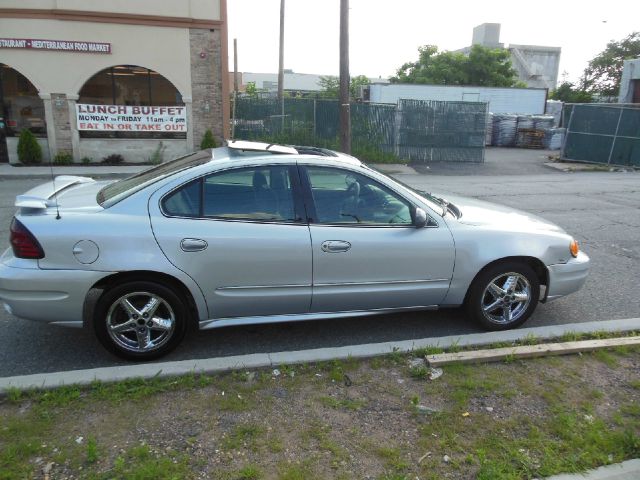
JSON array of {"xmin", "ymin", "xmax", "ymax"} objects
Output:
[
  {"xmin": 0, "ymin": 317, "xmax": 638, "ymax": 393},
  {"xmin": 545, "ymin": 459, "xmax": 640, "ymax": 479}
]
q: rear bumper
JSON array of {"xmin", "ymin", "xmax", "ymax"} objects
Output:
[
  {"xmin": 0, "ymin": 257, "xmax": 112, "ymax": 326},
  {"xmin": 544, "ymin": 251, "xmax": 590, "ymax": 302}
]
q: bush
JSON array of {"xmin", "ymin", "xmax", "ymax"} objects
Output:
[
  {"xmin": 200, "ymin": 129, "xmax": 217, "ymax": 149},
  {"xmin": 102, "ymin": 154, "xmax": 124, "ymax": 164},
  {"xmin": 53, "ymin": 152, "xmax": 73, "ymax": 165},
  {"xmin": 17, "ymin": 129, "xmax": 42, "ymax": 164},
  {"xmin": 81, "ymin": 156, "xmax": 92, "ymax": 164}
]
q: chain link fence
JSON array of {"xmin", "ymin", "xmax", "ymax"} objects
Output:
[
  {"xmin": 232, "ymin": 96, "xmax": 487, "ymax": 163},
  {"xmin": 561, "ymin": 104, "xmax": 640, "ymax": 167}
]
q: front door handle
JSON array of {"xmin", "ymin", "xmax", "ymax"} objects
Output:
[
  {"xmin": 181, "ymin": 238, "xmax": 208, "ymax": 252},
  {"xmin": 321, "ymin": 240, "xmax": 351, "ymax": 253}
]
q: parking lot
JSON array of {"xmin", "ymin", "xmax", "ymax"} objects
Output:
[{"xmin": 0, "ymin": 153, "xmax": 639, "ymax": 377}]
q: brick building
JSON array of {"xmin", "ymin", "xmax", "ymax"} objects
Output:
[{"xmin": 0, "ymin": 0, "xmax": 229, "ymax": 164}]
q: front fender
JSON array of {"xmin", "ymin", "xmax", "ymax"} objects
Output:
[{"xmin": 442, "ymin": 226, "xmax": 573, "ymax": 305}]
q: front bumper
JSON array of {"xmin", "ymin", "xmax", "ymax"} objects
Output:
[
  {"xmin": 544, "ymin": 251, "xmax": 590, "ymax": 302},
  {"xmin": 0, "ymin": 256, "xmax": 112, "ymax": 326}
]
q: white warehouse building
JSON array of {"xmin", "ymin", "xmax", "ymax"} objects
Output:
[{"xmin": 367, "ymin": 83, "xmax": 548, "ymax": 115}]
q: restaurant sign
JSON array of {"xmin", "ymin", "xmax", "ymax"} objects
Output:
[
  {"xmin": 76, "ymin": 104, "xmax": 188, "ymax": 132},
  {"xmin": 0, "ymin": 38, "xmax": 111, "ymax": 54}
]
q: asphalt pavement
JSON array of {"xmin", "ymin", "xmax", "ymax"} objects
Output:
[{"xmin": 0, "ymin": 151, "xmax": 639, "ymax": 377}]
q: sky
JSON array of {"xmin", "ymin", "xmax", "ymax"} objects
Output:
[{"xmin": 227, "ymin": 0, "xmax": 638, "ymax": 85}]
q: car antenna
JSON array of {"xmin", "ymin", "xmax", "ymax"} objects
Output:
[{"xmin": 48, "ymin": 149, "xmax": 61, "ymax": 220}]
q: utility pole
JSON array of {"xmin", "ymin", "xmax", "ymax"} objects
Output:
[
  {"xmin": 277, "ymin": 0, "xmax": 285, "ymax": 130},
  {"xmin": 231, "ymin": 38, "xmax": 238, "ymax": 139},
  {"xmin": 339, "ymin": 0, "xmax": 351, "ymax": 154}
]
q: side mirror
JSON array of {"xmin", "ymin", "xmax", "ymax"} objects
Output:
[{"xmin": 413, "ymin": 207, "xmax": 428, "ymax": 228}]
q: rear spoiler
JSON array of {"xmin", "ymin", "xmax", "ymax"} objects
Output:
[{"xmin": 15, "ymin": 175, "xmax": 95, "ymax": 210}]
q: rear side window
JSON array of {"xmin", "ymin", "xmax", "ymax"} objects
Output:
[
  {"xmin": 162, "ymin": 180, "xmax": 201, "ymax": 217},
  {"xmin": 97, "ymin": 150, "xmax": 212, "ymax": 207},
  {"xmin": 161, "ymin": 166, "xmax": 299, "ymax": 222}
]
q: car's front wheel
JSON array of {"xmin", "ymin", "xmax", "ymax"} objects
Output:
[
  {"xmin": 94, "ymin": 281, "xmax": 188, "ymax": 360},
  {"xmin": 466, "ymin": 262, "xmax": 540, "ymax": 330}
]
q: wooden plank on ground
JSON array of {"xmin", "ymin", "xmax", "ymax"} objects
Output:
[{"xmin": 426, "ymin": 336, "xmax": 640, "ymax": 367}]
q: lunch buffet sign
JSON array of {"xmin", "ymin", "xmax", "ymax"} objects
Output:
[
  {"xmin": 75, "ymin": 104, "xmax": 188, "ymax": 132},
  {"xmin": 0, "ymin": 38, "xmax": 111, "ymax": 54}
]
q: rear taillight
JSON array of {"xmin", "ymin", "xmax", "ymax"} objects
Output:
[{"xmin": 10, "ymin": 218, "xmax": 44, "ymax": 259}]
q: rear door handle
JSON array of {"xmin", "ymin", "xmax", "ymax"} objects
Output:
[
  {"xmin": 321, "ymin": 240, "xmax": 351, "ymax": 253},
  {"xmin": 180, "ymin": 238, "xmax": 208, "ymax": 252}
]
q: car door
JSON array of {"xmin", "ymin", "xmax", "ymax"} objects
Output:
[
  {"xmin": 149, "ymin": 164, "xmax": 312, "ymax": 319},
  {"xmin": 300, "ymin": 165, "xmax": 455, "ymax": 313}
]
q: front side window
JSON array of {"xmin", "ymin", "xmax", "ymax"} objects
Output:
[
  {"xmin": 162, "ymin": 166, "xmax": 298, "ymax": 222},
  {"xmin": 306, "ymin": 167, "xmax": 413, "ymax": 225}
]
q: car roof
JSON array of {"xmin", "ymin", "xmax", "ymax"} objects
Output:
[{"xmin": 208, "ymin": 140, "xmax": 363, "ymax": 168}]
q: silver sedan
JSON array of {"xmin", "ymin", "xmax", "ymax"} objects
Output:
[{"xmin": 0, "ymin": 141, "xmax": 590, "ymax": 360}]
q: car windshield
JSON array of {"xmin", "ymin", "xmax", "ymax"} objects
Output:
[{"xmin": 96, "ymin": 150, "xmax": 214, "ymax": 207}]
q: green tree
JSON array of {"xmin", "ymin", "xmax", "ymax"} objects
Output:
[
  {"xmin": 244, "ymin": 81, "xmax": 259, "ymax": 97},
  {"xmin": 582, "ymin": 32, "xmax": 640, "ymax": 97},
  {"xmin": 17, "ymin": 129, "xmax": 42, "ymax": 164},
  {"xmin": 550, "ymin": 82, "xmax": 594, "ymax": 103},
  {"xmin": 318, "ymin": 75, "xmax": 370, "ymax": 99},
  {"xmin": 391, "ymin": 44, "xmax": 519, "ymax": 87}
]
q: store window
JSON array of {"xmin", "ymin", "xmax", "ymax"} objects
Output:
[
  {"xmin": 78, "ymin": 65, "xmax": 185, "ymax": 139},
  {"xmin": 0, "ymin": 64, "xmax": 46, "ymax": 137}
]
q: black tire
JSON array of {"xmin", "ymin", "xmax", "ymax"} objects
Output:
[
  {"xmin": 466, "ymin": 262, "xmax": 540, "ymax": 331},
  {"xmin": 94, "ymin": 281, "xmax": 188, "ymax": 361}
]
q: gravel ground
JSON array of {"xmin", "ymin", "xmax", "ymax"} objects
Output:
[{"xmin": 2, "ymin": 346, "xmax": 639, "ymax": 479}]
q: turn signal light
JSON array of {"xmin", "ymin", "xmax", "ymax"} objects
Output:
[
  {"xmin": 10, "ymin": 218, "xmax": 44, "ymax": 259},
  {"xmin": 570, "ymin": 239, "xmax": 579, "ymax": 258}
]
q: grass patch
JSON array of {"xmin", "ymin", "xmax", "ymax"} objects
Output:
[
  {"xmin": 86, "ymin": 437, "xmax": 99, "ymax": 464},
  {"xmin": 376, "ymin": 446, "xmax": 409, "ymax": 473},
  {"xmin": 236, "ymin": 464, "xmax": 263, "ymax": 479},
  {"xmin": 216, "ymin": 390, "xmax": 255, "ymax": 412},
  {"xmin": 592, "ymin": 349, "xmax": 619, "ymax": 368},
  {"xmin": 277, "ymin": 461, "xmax": 316, "ymax": 480},
  {"xmin": 221, "ymin": 424, "xmax": 263, "ymax": 451},
  {"xmin": 107, "ymin": 444, "xmax": 190, "ymax": 480}
]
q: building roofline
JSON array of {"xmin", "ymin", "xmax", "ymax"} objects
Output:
[{"xmin": 0, "ymin": 8, "xmax": 223, "ymax": 29}]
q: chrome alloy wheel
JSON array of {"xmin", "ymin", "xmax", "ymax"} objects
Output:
[
  {"xmin": 480, "ymin": 272, "xmax": 532, "ymax": 325},
  {"xmin": 106, "ymin": 292, "xmax": 176, "ymax": 353}
]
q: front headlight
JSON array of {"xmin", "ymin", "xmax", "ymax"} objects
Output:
[{"xmin": 570, "ymin": 239, "xmax": 580, "ymax": 258}]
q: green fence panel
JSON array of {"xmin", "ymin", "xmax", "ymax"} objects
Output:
[
  {"xmin": 562, "ymin": 104, "xmax": 640, "ymax": 166},
  {"xmin": 233, "ymin": 96, "xmax": 487, "ymax": 163}
]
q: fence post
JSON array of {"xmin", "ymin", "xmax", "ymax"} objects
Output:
[
  {"xmin": 606, "ymin": 107, "xmax": 624, "ymax": 166},
  {"xmin": 481, "ymin": 103, "xmax": 488, "ymax": 164},
  {"xmin": 313, "ymin": 99, "xmax": 317, "ymax": 139},
  {"xmin": 394, "ymin": 100, "xmax": 402, "ymax": 157},
  {"xmin": 561, "ymin": 104, "xmax": 576, "ymax": 160}
]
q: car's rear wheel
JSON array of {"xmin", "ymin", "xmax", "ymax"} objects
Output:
[
  {"xmin": 466, "ymin": 262, "xmax": 540, "ymax": 330},
  {"xmin": 94, "ymin": 281, "xmax": 187, "ymax": 360}
]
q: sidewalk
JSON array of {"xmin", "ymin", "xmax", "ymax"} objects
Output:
[
  {"xmin": 545, "ymin": 459, "xmax": 640, "ymax": 480},
  {"xmin": 0, "ymin": 163, "xmax": 146, "ymax": 178}
]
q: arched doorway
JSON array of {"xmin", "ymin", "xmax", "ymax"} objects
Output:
[{"xmin": 0, "ymin": 64, "xmax": 47, "ymax": 163}]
